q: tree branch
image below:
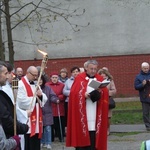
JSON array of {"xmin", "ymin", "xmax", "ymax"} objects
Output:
[
  {"xmin": 11, "ymin": 1, "xmax": 42, "ymax": 30},
  {"xmin": 10, "ymin": 2, "xmax": 34, "ymax": 17}
]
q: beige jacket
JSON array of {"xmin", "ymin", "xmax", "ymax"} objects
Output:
[{"xmin": 107, "ymin": 80, "xmax": 117, "ymax": 97}]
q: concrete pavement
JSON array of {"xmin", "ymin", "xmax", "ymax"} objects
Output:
[
  {"xmin": 110, "ymin": 124, "xmax": 146, "ymax": 133},
  {"xmin": 43, "ymin": 124, "xmax": 149, "ymax": 150}
]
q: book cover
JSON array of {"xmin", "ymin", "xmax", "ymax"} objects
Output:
[{"xmin": 88, "ymin": 80, "xmax": 110, "ymax": 89}]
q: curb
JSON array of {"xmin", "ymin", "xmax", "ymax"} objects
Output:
[
  {"xmin": 110, "ymin": 124, "xmax": 146, "ymax": 133},
  {"xmin": 114, "ymin": 97, "xmax": 140, "ymax": 102}
]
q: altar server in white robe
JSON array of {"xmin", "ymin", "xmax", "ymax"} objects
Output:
[{"xmin": 17, "ymin": 66, "xmax": 47, "ymax": 150}]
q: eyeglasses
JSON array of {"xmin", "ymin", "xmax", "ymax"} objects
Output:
[{"xmin": 29, "ymin": 72, "xmax": 38, "ymax": 77}]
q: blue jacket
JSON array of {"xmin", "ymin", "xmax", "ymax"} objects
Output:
[{"xmin": 134, "ymin": 70, "xmax": 150, "ymax": 103}]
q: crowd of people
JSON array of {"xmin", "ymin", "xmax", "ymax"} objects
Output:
[{"xmin": 0, "ymin": 59, "xmax": 119, "ymax": 150}]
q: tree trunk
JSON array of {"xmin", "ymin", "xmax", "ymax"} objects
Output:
[
  {"xmin": 0, "ymin": 1, "xmax": 5, "ymax": 61},
  {"xmin": 4, "ymin": 0, "xmax": 14, "ymax": 65}
]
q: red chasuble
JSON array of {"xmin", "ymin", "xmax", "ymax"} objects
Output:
[
  {"xmin": 21, "ymin": 77, "xmax": 43, "ymax": 139},
  {"xmin": 66, "ymin": 72, "xmax": 109, "ymax": 150}
]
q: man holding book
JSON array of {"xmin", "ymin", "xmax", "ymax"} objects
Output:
[{"xmin": 66, "ymin": 60, "xmax": 109, "ymax": 150}]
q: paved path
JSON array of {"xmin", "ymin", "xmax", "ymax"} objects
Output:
[
  {"xmin": 42, "ymin": 97, "xmax": 148, "ymax": 150},
  {"xmin": 111, "ymin": 124, "xmax": 145, "ymax": 133},
  {"xmin": 41, "ymin": 124, "xmax": 149, "ymax": 150}
]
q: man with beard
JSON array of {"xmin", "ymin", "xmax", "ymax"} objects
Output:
[{"xmin": 0, "ymin": 61, "xmax": 27, "ymax": 150}]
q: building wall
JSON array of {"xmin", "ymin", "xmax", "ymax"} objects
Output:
[
  {"xmin": 3, "ymin": 0, "xmax": 150, "ymax": 60},
  {"xmin": 14, "ymin": 54, "xmax": 150, "ymax": 97}
]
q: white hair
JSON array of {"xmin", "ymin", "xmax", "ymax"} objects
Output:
[{"xmin": 141, "ymin": 62, "xmax": 149, "ymax": 68}]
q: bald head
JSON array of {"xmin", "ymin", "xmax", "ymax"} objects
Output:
[
  {"xmin": 16, "ymin": 67, "xmax": 23, "ymax": 72},
  {"xmin": 27, "ymin": 66, "xmax": 37, "ymax": 72},
  {"xmin": 26, "ymin": 66, "xmax": 38, "ymax": 81},
  {"xmin": 16, "ymin": 67, "xmax": 23, "ymax": 80}
]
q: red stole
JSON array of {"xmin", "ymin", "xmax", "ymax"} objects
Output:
[
  {"xmin": 21, "ymin": 77, "xmax": 43, "ymax": 139},
  {"xmin": 66, "ymin": 73, "xmax": 108, "ymax": 150}
]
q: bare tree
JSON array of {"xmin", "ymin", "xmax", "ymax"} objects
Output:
[
  {"xmin": 4, "ymin": 0, "xmax": 13, "ymax": 64},
  {"xmin": 0, "ymin": 0, "xmax": 5, "ymax": 60},
  {"xmin": 0, "ymin": 0, "xmax": 89, "ymax": 65}
]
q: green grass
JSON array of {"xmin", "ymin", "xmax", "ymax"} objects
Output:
[
  {"xmin": 111, "ymin": 101, "xmax": 143, "ymax": 124},
  {"xmin": 111, "ymin": 132, "xmax": 141, "ymax": 137},
  {"xmin": 115, "ymin": 101, "xmax": 142, "ymax": 110}
]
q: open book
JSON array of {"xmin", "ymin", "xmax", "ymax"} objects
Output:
[{"xmin": 88, "ymin": 79, "xmax": 110, "ymax": 89}]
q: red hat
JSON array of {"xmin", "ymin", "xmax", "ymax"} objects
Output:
[{"xmin": 50, "ymin": 72, "xmax": 58, "ymax": 77}]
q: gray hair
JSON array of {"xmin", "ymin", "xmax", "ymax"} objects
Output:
[{"xmin": 84, "ymin": 60, "xmax": 99, "ymax": 68}]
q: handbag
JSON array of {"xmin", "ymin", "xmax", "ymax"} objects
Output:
[{"xmin": 109, "ymin": 97, "xmax": 116, "ymax": 109}]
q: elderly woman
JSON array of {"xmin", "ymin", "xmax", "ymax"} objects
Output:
[
  {"xmin": 98, "ymin": 67, "xmax": 117, "ymax": 135},
  {"xmin": 46, "ymin": 72, "xmax": 66, "ymax": 142},
  {"xmin": 39, "ymin": 75, "xmax": 59, "ymax": 149}
]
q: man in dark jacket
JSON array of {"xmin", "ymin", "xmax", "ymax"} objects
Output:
[
  {"xmin": 0, "ymin": 61, "xmax": 28, "ymax": 149},
  {"xmin": 0, "ymin": 90, "xmax": 29, "ymax": 137},
  {"xmin": 134, "ymin": 62, "xmax": 150, "ymax": 131}
]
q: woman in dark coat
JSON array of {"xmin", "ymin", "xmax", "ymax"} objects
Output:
[{"xmin": 39, "ymin": 75, "xmax": 59, "ymax": 149}]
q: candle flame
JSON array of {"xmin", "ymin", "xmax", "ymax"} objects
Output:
[
  {"xmin": 11, "ymin": 72, "xmax": 16, "ymax": 79},
  {"xmin": 38, "ymin": 49, "xmax": 47, "ymax": 56}
]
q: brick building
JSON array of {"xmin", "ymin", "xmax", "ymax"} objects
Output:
[{"xmin": 14, "ymin": 54, "xmax": 150, "ymax": 97}]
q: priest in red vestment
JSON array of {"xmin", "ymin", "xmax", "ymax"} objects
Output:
[{"xmin": 66, "ymin": 60, "xmax": 109, "ymax": 150}]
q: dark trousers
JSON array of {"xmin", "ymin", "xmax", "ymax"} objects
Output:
[
  {"xmin": 75, "ymin": 131, "xmax": 96, "ymax": 150},
  {"xmin": 24, "ymin": 134, "xmax": 40, "ymax": 150},
  {"xmin": 52, "ymin": 116, "xmax": 65, "ymax": 142},
  {"xmin": 142, "ymin": 102, "xmax": 150, "ymax": 128},
  {"xmin": 65, "ymin": 102, "xmax": 68, "ymax": 127}
]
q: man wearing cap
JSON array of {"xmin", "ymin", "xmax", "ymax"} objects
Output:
[
  {"xmin": 66, "ymin": 60, "xmax": 109, "ymax": 150},
  {"xmin": 134, "ymin": 62, "xmax": 150, "ymax": 131}
]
